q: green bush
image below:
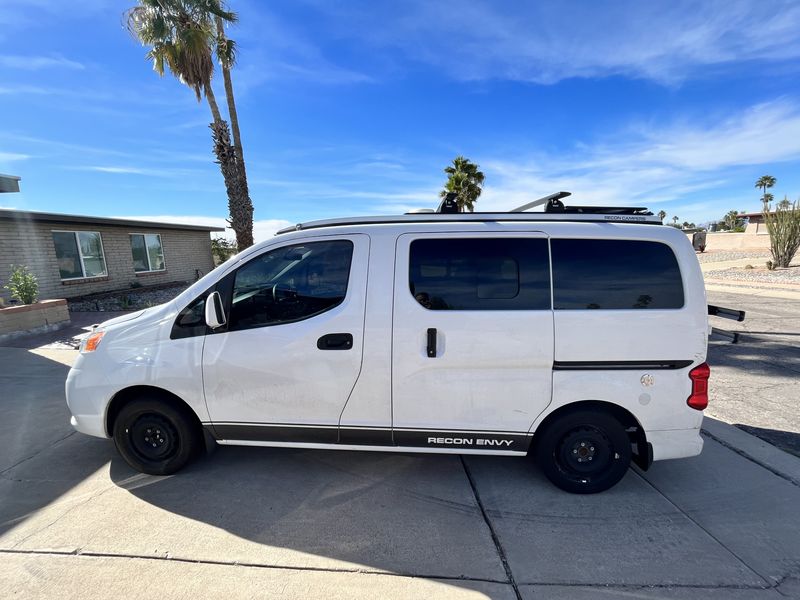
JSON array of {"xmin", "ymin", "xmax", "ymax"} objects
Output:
[{"xmin": 4, "ymin": 265, "xmax": 39, "ymax": 305}]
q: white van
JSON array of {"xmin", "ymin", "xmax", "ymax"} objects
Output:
[{"xmin": 66, "ymin": 200, "xmax": 710, "ymax": 493}]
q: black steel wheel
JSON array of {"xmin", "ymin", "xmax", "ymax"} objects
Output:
[
  {"xmin": 535, "ymin": 410, "xmax": 632, "ymax": 494},
  {"xmin": 113, "ymin": 398, "xmax": 201, "ymax": 476}
]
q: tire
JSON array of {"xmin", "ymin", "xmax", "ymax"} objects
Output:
[
  {"xmin": 112, "ymin": 398, "xmax": 201, "ymax": 476},
  {"xmin": 535, "ymin": 410, "xmax": 632, "ymax": 494}
]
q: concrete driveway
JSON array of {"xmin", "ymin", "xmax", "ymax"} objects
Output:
[{"xmin": 2, "ymin": 312, "xmax": 800, "ymax": 598}]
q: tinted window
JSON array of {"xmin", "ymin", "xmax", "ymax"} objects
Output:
[
  {"xmin": 171, "ymin": 295, "xmax": 207, "ymax": 339},
  {"xmin": 52, "ymin": 231, "xmax": 107, "ymax": 279},
  {"xmin": 131, "ymin": 233, "xmax": 165, "ymax": 272},
  {"xmin": 409, "ymin": 238, "xmax": 550, "ymax": 310},
  {"xmin": 551, "ymin": 239, "xmax": 684, "ymax": 310},
  {"xmin": 229, "ymin": 240, "xmax": 353, "ymax": 330},
  {"xmin": 52, "ymin": 232, "xmax": 83, "ymax": 279}
]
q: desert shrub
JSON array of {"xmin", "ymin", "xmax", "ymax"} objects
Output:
[
  {"xmin": 763, "ymin": 197, "xmax": 800, "ymax": 268},
  {"xmin": 4, "ymin": 265, "xmax": 39, "ymax": 305}
]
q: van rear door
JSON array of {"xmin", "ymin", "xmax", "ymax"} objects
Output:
[{"xmin": 391, "ymin": 232, "xmax": 553, "ymax": 452}]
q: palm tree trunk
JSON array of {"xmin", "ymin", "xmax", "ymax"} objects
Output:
[
  {"xmin": 204, "ymin": 81, "xmax": 254, "ymax": 250},
  {"xmin": 215, "ymin": 15, "xmax": 254, "ymax": 250},
  {"xmin": 204, "ymin": 82, "xmax": 224, "ymax": 124},
  {"xmin": 215, "ymin": 17, "xmax": 244, "ymax": 160}
]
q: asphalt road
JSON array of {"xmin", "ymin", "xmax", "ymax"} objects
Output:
[
  {"xmin": 1, "ymin": 333, "xmax": 800, "ymax": 598},
  {"xmin": 707, "ymin": 290, "xmax": 800, "ymax": 457}
]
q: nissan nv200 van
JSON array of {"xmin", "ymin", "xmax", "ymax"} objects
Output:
[{"xmin": 66, "ymin": 200, "xmax": 710, "ymax": 493}]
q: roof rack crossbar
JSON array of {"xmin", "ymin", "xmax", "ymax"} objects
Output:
[{"xmin": 511, "ymin": 191, "xmax": 571, "ymax": 212}]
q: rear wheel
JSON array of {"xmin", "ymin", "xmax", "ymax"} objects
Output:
[
  {"xmin": 112, "ymin": 399, "xmax": 201, "ymax": 476},
  {"xmin": 535, "ymin": 410, "xmax": 632, "ymax": 494}
]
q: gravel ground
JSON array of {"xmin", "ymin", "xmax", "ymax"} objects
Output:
[
  {"xmin": 68, "ymin": 284, "xmax": 189, "ymax": 312},
  {"xmin": 696, "ymin": 250, "xmax": 771, "ymax": 263},
  {"xmin": 705, "ymin": 268, "xmax": 800, "ymax": 284}
]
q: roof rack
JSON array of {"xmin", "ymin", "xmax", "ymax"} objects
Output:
[
  {"xmin": 275, "ymin": 191, "xmax": 661, "ymax": 235},
  {"xmin": 511, "ymin": 191, "xmax": 652, "ymax": 216}
]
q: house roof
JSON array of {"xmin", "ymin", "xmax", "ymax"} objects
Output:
[
  {"xmin": 740, "ymin": 212, "xmax": 776, "ymax": 219},
  {"xmin": 0, "ymin": 208, "xmax": 225, "ymax": 232},
  {"xmin": 0, "ymin": 174, "xmax": 21, "ymax": 193}
]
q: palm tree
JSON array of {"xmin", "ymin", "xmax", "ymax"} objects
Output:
[
  {"xmin": 213, "ymin": 13, "xmax": 252, "ymax": 244},
  {"xmin": 440, "ymin": 156, "xmax": 485, "ymax": 212},
  {"xmin": 755, "ymin": 175, "xmax": 776, "ymax": 204},
  {"xmin": 126, "ymin": 0, "xmax": 254, "ymax": 249},
  {"xmin": 723, "ymin": 210, "xmax": 740, "ymax": 230},
  {"xmin": 657, "ymin": 210, "xmax": 667, "ymax": 223},
  {"xmin": 672, "ymin": 215, "xmax": 679, "ymax": 226}
]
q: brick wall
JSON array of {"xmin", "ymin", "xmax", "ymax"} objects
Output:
[
  {"xmin": 0, "ymin": 221, "xmax": 214, "ymax": 301},
  {"xmin": 0, "ymin": 299, "xmax": 69, "ymax": 336}
]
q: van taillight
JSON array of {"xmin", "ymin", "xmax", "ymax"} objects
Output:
[{"xmin": 687, "ymin": 362, "xmax": 710, "ymax": 410}]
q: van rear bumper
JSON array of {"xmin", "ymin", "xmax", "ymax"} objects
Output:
[{"xmin": 648, "ymin": 427, "xmax": 704, "ymax": 461}]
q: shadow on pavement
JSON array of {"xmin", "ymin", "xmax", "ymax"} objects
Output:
[
  {"xmin": 0, "ymin": 348, "xmax": 116, "ymax": 537},
  {"xmin": 106, "ymin": 445, "xmax": 511, "ymax": 582},
  {"xmin": 735, "ymin": 424, "xmax": 800, "ymax": 458}
]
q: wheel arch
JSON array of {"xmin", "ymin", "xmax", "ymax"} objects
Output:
[
  {"xmin": 106, "ymin": 385, "xmax": 203, "ymax": 437},
  {"xmin": 532, "ymin": 400, "xmax": 651, "ymax": 470}
]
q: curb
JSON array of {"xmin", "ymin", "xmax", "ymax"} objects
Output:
[{"xmin": 702, "ymin": 418, "xmax": 800, "ymax": 487}]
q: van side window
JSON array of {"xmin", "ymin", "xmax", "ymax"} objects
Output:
[
  {"xmin": 551, "ymin": 239, "xmax": 684, "ymax": 310},
  {"xmin": 229, "ymin": 240, "xmax": 353, "ymax": 330},
  {"xmin": 409, "ymin": 238, "xmax": 550, "ymax": 310}
]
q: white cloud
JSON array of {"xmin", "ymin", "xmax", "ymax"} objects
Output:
[
  {"xmin": 312, "ymin": 0, "xmax": 800, "ymax": 85},
  {"xmin": 0, "ymin": 54, "xmax": 84, "ymax": 70},
  {"xmin": 230, "ymin": 2, "xmax": 373, "ymax": 93},
  {"xmin": 423, "ymin": 99, "xmax": 800, "ymax": 223},
  {"xmin": 0, "ymin": 152, "xmax": 31, "ymax": 162},
  {"xmin": 68, "ymin": 165, "xmax": 206, "ymax": 178},
  {"xmin": 112, "ymin": 215, "xmax": 293, "ymax": 244}
]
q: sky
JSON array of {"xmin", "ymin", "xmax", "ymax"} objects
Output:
[{"xmin": 2, "ymin": 0, "xmax": 800, "ymax": 241}]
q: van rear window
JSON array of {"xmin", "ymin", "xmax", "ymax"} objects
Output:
[
  {"xmin": 409, "ymin": 238, "xmax": 550, "ymax": 310},
  {"xmin": 551, "ymin": 239, "xmax": 684, "ymax": 310}
]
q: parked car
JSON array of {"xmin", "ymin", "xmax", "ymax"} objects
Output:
[{"xmin": 66, "ymin": 204, "xmax": 709, "ymax": 493}]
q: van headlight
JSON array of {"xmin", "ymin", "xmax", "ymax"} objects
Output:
[{"xmin": 80, "ymin": 330, "xmax": 105, "ymax": 353}]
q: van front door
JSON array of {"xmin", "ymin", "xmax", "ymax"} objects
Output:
[
  {"xmin": 202, "ymin": 235, "xmax": 368, "ymax": 443},
  {"xmin": 391, "ymin": 233, "xmax": 553, "ymax": 452}
]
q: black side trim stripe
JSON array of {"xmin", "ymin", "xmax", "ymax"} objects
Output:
[
  {"xmin": 208, "ymin": 423, "xmax": 532, "ymax": 451},
  {"xmin": 211, "ymin": 424, "xmax": 337, "ymax": 444},
  {"xmin": 553, "ymin": 359, "xmax": 693, "ymax": 371},
  {"xmin": 394, "ymin": 430, "xmax": 531, "ymax": 451}
]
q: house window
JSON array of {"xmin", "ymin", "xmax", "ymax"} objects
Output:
[
  {"xmin": 52, "ymin": 231, "xmax": 107, "ymax": 280},
  {"xmin": 130, "ymin": 233, "xmax": 166, "ymax": 272}
]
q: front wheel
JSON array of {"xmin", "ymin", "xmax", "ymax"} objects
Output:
[
  {"xmin": 535, "ymin": 410, "xmax": 632, "ymax": 494},
  {"xmin": 113, "ymin": 399, "xmax": 201, "ymax": 476}
]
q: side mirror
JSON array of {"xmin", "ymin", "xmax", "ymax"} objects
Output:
[{"xmin": 204, "ymin": 291, "xmax": 226, "ymax": 329}]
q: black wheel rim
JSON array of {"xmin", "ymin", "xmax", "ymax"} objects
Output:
[
  {"xmin": 554, "ymin": 425, "xmax": 616, "ymax": 484},
  {"xmin": 127, "ymin": 413, "xmax": 179, "ymax": 463}
]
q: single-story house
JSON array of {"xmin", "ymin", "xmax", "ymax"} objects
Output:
[
  {"xmin": 0, "ymin": 173, "xmax": 21, "ymax": 193},
  {"xmin": 741, "ymin": 211, "xmax": 771, "ymax": 235},
  {"xmin": 0, "ymin": 208, "xmax": 224, "ymax": 302}
]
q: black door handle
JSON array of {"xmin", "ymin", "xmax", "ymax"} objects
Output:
[
  {"xmin": 317, "ymin": 333, "xmax": 353, "ymax": 350},
  {"xmin": 427, "ymin": 328, "xmax": 437, "ymax": 358}
]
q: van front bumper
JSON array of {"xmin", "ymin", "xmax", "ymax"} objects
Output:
[
  {"xmin": 65, "ymin": 365, "xmax": 112, "ymax": 439},
  {"xmin": 648, "ymin": 427, "xmax": 704, "ymax": 461}
]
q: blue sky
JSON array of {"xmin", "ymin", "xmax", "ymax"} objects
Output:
[{"xmin": 2, "ymin": 0, "xmax": 800, "ymax": 240}]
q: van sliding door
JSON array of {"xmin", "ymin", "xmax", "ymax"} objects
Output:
[{"xmin": 390, "ymin": 232, "xmax": 554, "ymax": 452}]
